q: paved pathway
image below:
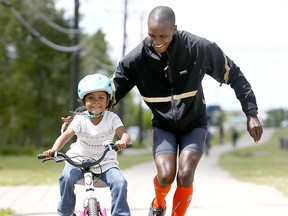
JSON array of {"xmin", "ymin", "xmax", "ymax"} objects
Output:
[{"xmin": 1, "ymin": 128, "xmax": 288, "ymax": 216}]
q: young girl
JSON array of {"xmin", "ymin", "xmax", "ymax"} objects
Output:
[{"xmin": 43, "ymin": 73, "xmax": 131, "ymax": 216}]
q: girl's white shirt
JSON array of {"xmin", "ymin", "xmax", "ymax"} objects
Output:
[{"xmin": 66, "ymin": 110, "xmax": 123, "ymax": 174}]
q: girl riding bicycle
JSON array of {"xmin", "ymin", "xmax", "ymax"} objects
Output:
[{"xmin": 43, "ymin": 73, "xmax": 131, "ymax": 216}]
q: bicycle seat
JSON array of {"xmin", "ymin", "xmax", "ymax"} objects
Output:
[{"xmin": 77, "ymin": 178, "xmax": 108, "ymax": 188}]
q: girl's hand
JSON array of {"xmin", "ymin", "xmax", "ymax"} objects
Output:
[
  {"xmin": 43, "ymin": 149, "xmax": 56, "ymax": 158},
  {"xmin": 115, "ymin": 140, "xmax": 127, "ymax": 151}
]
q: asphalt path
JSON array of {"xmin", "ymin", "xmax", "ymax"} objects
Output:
[{"xmin": 1, "ymin": 127, "xmax": 288, "ymax": 216}]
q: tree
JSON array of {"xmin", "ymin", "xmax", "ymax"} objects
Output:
[
  {"xmin": 0, "ymin": 0, "xmax": 142, "ymax": 152},
  {"xmin": 264, "ymin": 108, "xmax": 288, "ymax": 127},
  {"xmin": 0, "ymin": 0, "xmax": 74, "ymax": 149},
  {"xmin": 80, "ymin": 30, "xmax": 114, "ymax": 76}
]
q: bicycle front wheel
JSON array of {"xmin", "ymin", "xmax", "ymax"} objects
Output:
[{"xmin": 88, "ymin": 198, "xmax": 99, "ymax": 216}]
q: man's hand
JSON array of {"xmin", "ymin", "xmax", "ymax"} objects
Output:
[
  {"xmin": 61, "ymin": 116, "xmax": 73, "ymax": 134},
  {"xmin": 246, "ymin": 115, "xmax": 263, "ymax": 143}
]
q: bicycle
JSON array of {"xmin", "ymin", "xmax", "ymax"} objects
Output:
[{"xmin": 38, "ymin": 141, "xmax": 132, "ymax": 216}]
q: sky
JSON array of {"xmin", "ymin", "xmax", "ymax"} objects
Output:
[{"xmin": 56, "ymin": 0, "xmax": 288, "ymax": 115}]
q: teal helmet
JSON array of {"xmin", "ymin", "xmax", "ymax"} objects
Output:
[{"xmin": 77, "ymin": 74, "xmax": 112, "ymax": 100}]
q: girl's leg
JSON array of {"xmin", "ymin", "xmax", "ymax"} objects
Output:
[
  {"xmin": 101, "ymin": 167, "xmax": 130, "ymax": 216},
  {"xmin": 57, "ymin": 163, "xmax": 84, "ymax": 216}
]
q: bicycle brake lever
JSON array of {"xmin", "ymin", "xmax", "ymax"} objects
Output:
[
  {"xmin": 41, "ymin": 157, "xmax": 65, "ymax": 163},
  {"xmin": 54, "ymin": 157, "xmax": 66, "ymax": 163},
  {"xmin": 42, "ymin": 157, "xmax": 54, "ymax": 163}
]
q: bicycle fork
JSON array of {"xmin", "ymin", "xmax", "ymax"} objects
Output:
[{"xmin": 80, "ymin": 172, "xmax": 107, "ymax": 216}]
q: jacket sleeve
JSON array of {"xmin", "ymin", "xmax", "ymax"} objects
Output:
[
  {"xmin": 110, "ymin": 59, "xmax": 136, "ymax": 106},
  {"xmin": 205, "ymin": 42, "xmax": 258, "ymax": 116}
]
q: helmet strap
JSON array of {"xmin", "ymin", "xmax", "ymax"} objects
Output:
[{"xmin": 88, "ymin": 110, "xmax": 106, "ymax": 119}]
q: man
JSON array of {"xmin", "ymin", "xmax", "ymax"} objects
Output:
[{"xmin": 63, "ymin": 5, "xmax": 263, "ymax": 216}]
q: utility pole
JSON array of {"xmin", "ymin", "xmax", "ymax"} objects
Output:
[
  {"xmin": 122, "ymin": 0, "xmax": 128, "ymax": 58},
  {"xmin": 137, "ymin": 11, "xmax": 145, "ymax": 144},
  {"xmin": 71, "ymin": 0, "xmax": 80, "ymax": 111},
  {"xmin": 118, "ymin": 0, "xmax": 128, "ymax": 121}
]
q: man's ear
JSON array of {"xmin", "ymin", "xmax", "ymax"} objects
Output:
[{"xmin": 173, "ymin": 25, "xmax": 177, "ymax": 34}]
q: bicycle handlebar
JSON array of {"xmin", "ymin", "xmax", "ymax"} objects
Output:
[{"xmin": 37, "ymin": 142, "xmax": 132, "ymax": 169}]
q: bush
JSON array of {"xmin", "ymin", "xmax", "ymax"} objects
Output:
[
  {"xmin": 0, "ymin": 145, "xmax": 35, "ymax": 155},
  {"xmin": 0, "ymin": 208, "xmax": 14, "ymax": 216}
]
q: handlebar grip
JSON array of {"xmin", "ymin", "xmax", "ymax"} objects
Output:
[
  {"xmin": 37, "ymin": 154, "xmax": 46, "ymax": 159},
  {"xmin": 111, "ymin": 143, "xmax": 133, "ymax": 151}
]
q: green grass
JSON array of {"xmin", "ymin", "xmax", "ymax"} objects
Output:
[
  {"xmin": 219, "ymin": 127, "xmax": 288, "ymax": 197},
  {"xmin": 0, "ymin": 150, "xmax": 152, "ymax": 215},
  {"xmin": 0, "ymin": 152, "xmax": 153, "ymax": 185},
  {"xmin": 0, "ymin": 209, "xmax": 13, "ymax": 216},
  {"xmin": 0, "ymin": 154, "xmax": 65, "ymax": 185}
]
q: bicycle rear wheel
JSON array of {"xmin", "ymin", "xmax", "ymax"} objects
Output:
[{"xmin": 88, "ymin": 198, "xmax": 99, "ymax": 216}]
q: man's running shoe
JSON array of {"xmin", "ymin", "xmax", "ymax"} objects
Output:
[{"xmin": 149, "ymin": 198, "xmax": 166, "ymax": 216}]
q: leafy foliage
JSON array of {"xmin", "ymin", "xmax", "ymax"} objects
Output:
[
  {"xmin": 0, "ymin": 0, "xmax": 114, "ymax": 150},
  {"xmin": 264, "ymin": 108, "xmax": 288, "ymax": 127},
  {"xmin": 0, "ymin": 0, "xmax": 159, "ymax": 153},
  {"xmin": 0, "ymin": 208, "xmax": 14, "ymax": 216}
]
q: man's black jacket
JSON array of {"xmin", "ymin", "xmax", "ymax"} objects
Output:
[{"xmin": 112, "ymin": 30, "xmax": 258, "ymax": 133}]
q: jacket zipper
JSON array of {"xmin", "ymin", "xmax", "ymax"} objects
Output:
[{"xmin": 166, "ymin": 58, "xmax": 179, "ymax": 128}]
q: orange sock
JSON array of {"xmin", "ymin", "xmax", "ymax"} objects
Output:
[
  {"xmin": 153, "ymin": 176, "xmax": 171, "ymax": 209},
  {"xmin": 172, "ymin": 185, "xmax": 193, "ymax": 216}
]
